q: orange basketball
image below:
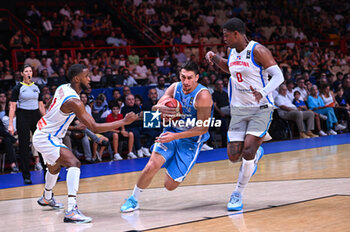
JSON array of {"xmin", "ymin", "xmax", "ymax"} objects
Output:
[{"xmin": 162, "ymin": 98, "xmax": 183, "ymax": 121}]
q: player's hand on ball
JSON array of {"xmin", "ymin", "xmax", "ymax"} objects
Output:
[
  {"xmin": 155, "ymin": 132, "xmax": 175, "ymax": 143},
  {"xmin": 123, "ymin": 112, "xmax": 138, "ymax": 125},
  {"xmin": 205, "ymin": 51, "xmax": 215, "ymax": 65},
  {"xmin": 158, "ymin": 101, "xmax": 177, "ymax": 115}
]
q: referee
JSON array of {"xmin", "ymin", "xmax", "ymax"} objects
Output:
[{"xmin": 8, "ymin": 64, "xmax": 45, "ymax": 184}]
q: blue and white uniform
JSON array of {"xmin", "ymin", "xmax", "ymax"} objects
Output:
[
  {"xmin": 153, "ymin": 82, "xmax": 212, "ymax": 182},
  {"xmin": 33, "ymin": 84, "xmax": 79, "ymax": 165},
  {"xmin": 227, "ymin": 40, "xmax": 274, "ymax": 141}
]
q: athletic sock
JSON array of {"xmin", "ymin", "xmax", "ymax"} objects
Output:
[
  {"xmin": 234, "ymin": 158, "xmax": 255, "ymax": 194},
  {"xmin": 132, "ymin": 185, "xmax": 144, "ymax": 201},
  {"xmin": 66, "ymin": 167, "xmax": 80, "ymax": 211},
  {"xmin": 68, "ymin": 197, "xmax": 77, "ymax": 212},
  {"xmin": 44, "ymin": 171, "xmax": 59, "ymax": 200}
]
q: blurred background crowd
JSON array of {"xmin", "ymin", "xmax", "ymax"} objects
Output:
[{"xmin": 0, "ymin": 0, "xmax": 349, "ymax": 179}]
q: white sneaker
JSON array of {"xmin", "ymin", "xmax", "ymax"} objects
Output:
[
  {"xmin": 114, "ymin": 153, "xmax": 123, "ymax": 161},
  {"xmin": 328, "ymin": 129, "xmax": 337, "ymax": 135},
  {"xmin": 201, "ymin": 143, "xmax": 214, "ymax": 151},
  {"xmin": 319, "ymin": 114, "xmax": 328, "ymax": 120},
  {"xmin": 335, "ymin": 124, "xmax": 346, "ymax": 131},
  {"xmin": 141, "ymin": 147, "xmax": 151, "ymax": 157},
  {"xmin": 136, "ymin": 149, "xmax": 144, "ymax": 158},
  {"xmin": 34, "ymin": 162, "xmax": 43, "ymax": 171},
  {"xmin": 319, "ymin": 130, "xmax": 327, "ymax": 136},
  {"xmin": 127, "ymin": 152, "xmax": 138, "ymax": 159}
]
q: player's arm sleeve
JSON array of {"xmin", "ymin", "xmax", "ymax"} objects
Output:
[{"xmin": 259, "ymin": 65, "xmax": 284, "ymax": 98}]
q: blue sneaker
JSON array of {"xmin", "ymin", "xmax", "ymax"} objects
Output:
[
  {"xmin": 120, "ymin": 196, "xmax": 139, "ymax": 213},
  {"xmin": 252, "ymin": 146, "xmax": 264, "ymax": 176},
  {"xmin": 227, "ymin": 191, "xmax": 243, "ymax": 211}
]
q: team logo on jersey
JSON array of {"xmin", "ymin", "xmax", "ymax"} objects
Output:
[
  {"xmin": 143, "ymin": 110, "xmax": 161, "ymax": 128},
  {"xmin": 246, "ymin": 50, "xmax": 251, "ymax": 59},
  {"xmin": 236, "ymin": 56, "xmax": 241, "ymax": 60}
]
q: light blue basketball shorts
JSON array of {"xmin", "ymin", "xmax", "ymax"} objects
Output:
[{"xmin": 152, "ymin": 139, "xmax": 203, "ymax": 182}]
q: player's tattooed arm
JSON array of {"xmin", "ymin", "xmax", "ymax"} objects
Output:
[
  {"xmin": 205, "ymin": 50, "xmax": 230, "ymax": 74},
  {"xmin": 62, "ymin": 98, "xmax": 137, "ymax": 133}
]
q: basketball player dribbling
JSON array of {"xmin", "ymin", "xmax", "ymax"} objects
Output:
[
  {"xmin": 33, "ymin": 64, "xmax": 138, "ymax": 223},
  {"xmin": 206, "ymin": 18, "xmax": 284, "ymax": 211},
  {"xmin": 120, "ymin": 61, "xmax": 214, "ymax": 212}
]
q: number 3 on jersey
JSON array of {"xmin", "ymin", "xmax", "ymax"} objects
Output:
[{"xmin": 236, "ymin": 72, "xmax": 243, "ymax": 82}]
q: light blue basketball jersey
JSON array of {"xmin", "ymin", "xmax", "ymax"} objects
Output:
[{"xmin": 164, "ymin": 82, "xmax": 212, "ymax": 143}]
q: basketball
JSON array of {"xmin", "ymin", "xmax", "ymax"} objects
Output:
[{"xmin": 162, "ymin": 98, "xmax": 183, "ymax": 121}]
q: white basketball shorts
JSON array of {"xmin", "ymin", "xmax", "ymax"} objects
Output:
[{"xmin": 33, "ymin": 130, "xmax": 67, "ymax": 165}]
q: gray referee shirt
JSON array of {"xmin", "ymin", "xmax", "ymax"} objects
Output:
[{"xmin": 10, "ymin": 82, "xmax": 42, "ymax": 110}]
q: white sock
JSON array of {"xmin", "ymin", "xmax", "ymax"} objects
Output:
[
  {"xmin": 68, "ymin": 197, "xmax": 76, "ymax": 211},
  {"xmin": 132, "ymin": 185, "xmax": 144, "ymax": 201},
  {"xmin": 234, "ymin": 158, "xmax": 255, "ymax": 194},
  {"xmin": 67, "ymin": 167, "xmax": 80, "ymax": 210},
  {"xmin": 44, "ymin": 171, "xmax": 59, "ymax": 200}
]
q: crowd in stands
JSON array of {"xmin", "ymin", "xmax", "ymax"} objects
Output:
[
  {"xmin": 0, "ymin": 0, "xmax": 349, "ymax": 174},
  {"xmin": 24, "ymin": 3, "xmax": 117, "ymax": 42}
]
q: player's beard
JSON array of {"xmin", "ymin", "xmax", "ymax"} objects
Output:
[{"xmin": 80, "ymin": 82, "xmax": 89, "ymax": 91}]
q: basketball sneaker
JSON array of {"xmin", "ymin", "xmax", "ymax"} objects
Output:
[
  {"xmin": 227, "ymin": 191, "xmax": 243, "ymax": 211},
  {"xmin": 64, "ymin": 205, "xmax": 92, "ymax": 223},
  {"xmin": 252, "ymin": 146, "xmax": 264, "ymax": 176},
  {"xmin": 120, "ymin": 196, "xmax": 139, "ymax": 213},
  {"xmin": 37, "ymin": 193, "xmax": 64, "ymax": 209}
]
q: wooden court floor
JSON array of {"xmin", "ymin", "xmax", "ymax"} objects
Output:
[{"xmin": 0, "ymin": 143, "xmax": 349, "ymax": 231}]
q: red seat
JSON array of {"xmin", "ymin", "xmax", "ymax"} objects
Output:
[
  {"xmin": 62, "ymin": 41, "xmax": 73, "ymax": 47},
  {"xmin": 95, "ymin": 40, "xmax": 106, "ymax": 46}
]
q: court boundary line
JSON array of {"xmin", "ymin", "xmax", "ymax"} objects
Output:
[{"xmin": 142, "ymin": 194, "xmax": 350, "ymax": 231}]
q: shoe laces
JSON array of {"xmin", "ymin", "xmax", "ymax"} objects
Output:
[
  {"xmin": 125, "ymin": 197, "xmax": 137, "ymax": 207},
  {"xmin": 73, "ymin": 205, "xmax": 83, "ymax": 215},
  {"xmin": 230, "ymin": 192, "xmax": 241, "ymax": 203}
]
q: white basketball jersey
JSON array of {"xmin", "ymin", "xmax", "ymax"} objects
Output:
[
  {"xmin": 37, "ymin": 84, "xmax": 80, "ymax": 138},
  {"xmin": 228, "ymin": 40, "xmax": 274, "ymax": 107}
]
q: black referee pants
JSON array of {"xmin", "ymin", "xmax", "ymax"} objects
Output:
[{"xmin": 16, "ymin": 109, "xmax": 42, "ymax": 180}]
